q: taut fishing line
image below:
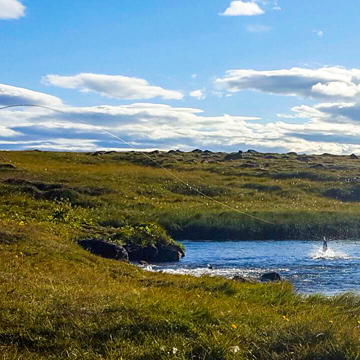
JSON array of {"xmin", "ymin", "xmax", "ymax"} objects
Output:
[{"xmin": 1, "ymin": 103, "xmax": 316, "ymax": 230}]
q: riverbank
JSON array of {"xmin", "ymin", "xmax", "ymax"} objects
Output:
[
  {"xmin": 3, "ymin": 221, "xmax": 360, "ymax": 359},
  {"xmin": 2, "ymin": 150, "xmax": 360, "ymax": 358},
  {"xmin": 1, "ymin": 150, "xmax": 360, "ymax": 241}
]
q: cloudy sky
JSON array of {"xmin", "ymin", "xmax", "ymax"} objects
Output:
[{"xmin": 1, "ymin": 0, "xmax": 360, "ymax": 154}]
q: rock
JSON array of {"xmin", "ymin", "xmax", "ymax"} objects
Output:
[
  {"xmin": 91, "ymin": 151, "xmax": 107, "ymax": 156},
  {"xmin": 139, "ymin": 260, "xmax": 149, "ymax": 266},
  {"xmin": 0, "ymin": 164, "xmax": 16, "ymax": 170},
  {"xmin": 261, "ymin": 272, "xmax": 281, "ymax": 282},
  {"xmin": 265, "ymin": 155, "xmax": 277, "ymax": 159},
  {"xmin": 157, "ymin": 245, "xmax": 183, "ymax": 262},
  {"xmin": 125, "ymin": 244, "xmax": 159, "ymax": 262},
  {"xmin": 191, "ymin": 149, "xmax": 203, "ymax": 153},
  {"xmin": 287, "ymin": 152, "xmax": 297, "ymax": 156},
  {"xmin": 78, "ymin": 239, "xmax": 129, "ymax": 262},
  {"xmin": 247, "ymin": 149, "xmax": 258, "ymax": 154},
  {"xmin": 350, "ymin": 154, "xmax": 359, "ymax": 160},
  {"xmin": 149, "ymin": 150, "xmax": 160, "ymax": 154},
  {"xmin": 224, "ymin": 152, "xmax": 243, "ymax": 161}
]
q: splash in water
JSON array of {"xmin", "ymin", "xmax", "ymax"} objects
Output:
[{"xmin": 311, "ymin": 245, "xmax": 350, "ymax": 260}]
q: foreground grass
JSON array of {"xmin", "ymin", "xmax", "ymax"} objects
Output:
[
  {"xmin": 2, "ymin": 221, "xmax": 360, "ymax": 359},
  {"xmin": 1, "ymin": 151, "xmax": 360, "ymax": 358}
]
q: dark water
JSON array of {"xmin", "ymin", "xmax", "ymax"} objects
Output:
[{"xmin": 148, "ymin": 240, "xmax": 360, "ymax": 295}]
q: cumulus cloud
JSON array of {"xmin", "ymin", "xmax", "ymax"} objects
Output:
[
  {"xmin": 2, "ymin": 83, "xmax": 360, "ymax": 154},
  {"xmin": 215, "ymin": 66, "xmax": 360, "ymax": 100},
  {"xmin": 0, "ymin": 83, "xmax": 63, "ymax": 106},
  {"xmin": 43, "ymin": 73, "xmax": 184, "ymax": 100},
  {"xmin": 220, "ymin": 1, "xmax": 264, "ymax": 16},
  {"xmin": 190, "ymin": 90, "xmax": 206, "ymax": 100},
  {"xmin": 2, "ymin": 99, "xmax": 360, "ymax": 154},
  {"xmin": 0, "ymin": 0, "xmax": 25, "ymax": 20}
]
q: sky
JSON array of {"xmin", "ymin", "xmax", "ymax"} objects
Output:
[{"xmin": 1, "ymin": 0, "xmax": 360, "ymax": 154}]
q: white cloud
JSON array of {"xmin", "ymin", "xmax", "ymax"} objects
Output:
[
  {"xmin": 2, "ymin": 84, "xmax": 360, "ymax": 154},
  {"xmin": 313, "ymin": 30, "xmax": 323, "ymax": 38},
  {"xmin": 42, "ymin": 73, "xmax": 184, "ymax": 100},
  {"xmin": 0, "ymin": 0, "xmax": 25, "ymax": 20},
  {"xmin": 220, "ymin": 1, "xmax": 265, "ymax": 16},
  {"xmin": 190, "ymin": 90, "xmax": 206, "ymax": 100},
  {"xmin": 312, "ymin": 82, "xmax": 360, "ymax": 98},
  {"xmin": 246, "ymin": 24, "xmax": 271, "ymax": 33},
  {"xmin": 191, "ymin": 74, "xmax": 197, "ymax": 79},
  {"xmin": 0, "ymin": 83, "xmax": 63, "ymax": 106},
  {"xmin": 215, "ymin": 66, "xmax": 360, "ymax": 100}
]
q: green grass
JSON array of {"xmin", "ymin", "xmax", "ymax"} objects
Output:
[
  {"xmin": 2, "ymin": 220, "xmax": 360, "ymax": 359},
  {"xmin": 1, "ymin": 151, "xmax": 360, "ymax": 358},
  {"xmin": 1, "ymin": 150, "xmax": 360, "ymax": 240}
]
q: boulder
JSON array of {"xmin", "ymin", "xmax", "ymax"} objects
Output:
[
  {"xmin": 91, "ymin": 151, "xmax": 107, "ymax": 156},
  {"xmin": 157, "ymin": 245, "xmax": 183, "ymax": 262},
  {"xmin": 261, "ymin": 272, "xmax": 281, "ymax": 282},
  {"xmin": 78, "ymin": 239, "xmax": 129, "ymax": 262},
  {"xmin": 350, "ymin": 154, "xmax": 359, "ymax": 160},
  {"xmin": 224, "ymin": 152, "xmax": 243, "ymax": 161},
  {"xmin": 125, "ymin": 244, "xmax": 159, "ymax": 262}
]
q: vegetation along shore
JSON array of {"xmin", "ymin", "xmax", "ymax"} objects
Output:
[{"xmin": 2, "ymin": 150, "xmax": 360, "ymax": 358}]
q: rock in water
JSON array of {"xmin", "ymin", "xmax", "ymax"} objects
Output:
[
  {"xmin": 261, "ymin": 272, "xmax": 281, "ymax": 282},
  {"xmin": 125, "ymin": 244, "xmax": 159, "ymax": 262},
  {"xmin": 78, "ymin": 239, "xmax": 129, "ymax": 262},
  {"xmin": 157, "ymin": 245, "xmax": 183, "ymax": 262}
]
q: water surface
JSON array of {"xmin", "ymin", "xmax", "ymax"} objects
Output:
[{"xmin": 148, "ymin": 240, "xmax": 360, "ymax": 295}]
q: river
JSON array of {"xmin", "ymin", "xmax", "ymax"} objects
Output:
[{"xmin": 147, "ymin": 240, "xmax": 360, "ymax": 295}]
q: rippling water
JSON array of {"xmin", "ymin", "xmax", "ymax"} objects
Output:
[{"xmin": 146, "ymin": 240, "xmax": 360, "ymax": 295}]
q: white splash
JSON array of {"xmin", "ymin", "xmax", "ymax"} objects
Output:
[
  {"xmin": 141, "ymin": 265, "xmax": 272, "ymax": 280},
  {"xmin": 311, "ymin": 246, "xmax": 350, "ymax": 260}
]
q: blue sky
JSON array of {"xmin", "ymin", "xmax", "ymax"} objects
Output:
[{"xmin": 1, "ymin": 0, "xmax": 360, "ymax": 153}]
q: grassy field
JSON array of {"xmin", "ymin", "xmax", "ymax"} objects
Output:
[
  {"xmin": 1, "ymin": 150, "xmax": 360, "ymax": 359},
  {"xmin": 1, "ymin": 150, "xmax": 360, "ymax": 240}
]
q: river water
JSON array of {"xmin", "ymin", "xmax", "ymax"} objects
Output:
[{"xmin": 147, "ymin": 240, "xmax": 360, "ymax": 295}]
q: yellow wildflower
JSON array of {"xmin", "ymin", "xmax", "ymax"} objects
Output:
[
  {"xmin": 19, "ymin": 221, "xmax": 25, "ymax": 226},
  {"xmin": 231, "ymin": 324, "xmax": 237, "ymax": 329},
  {"xmin": 282, "ymin": 315, "xmax": 290, "ymax": 321},
  {"xmin": 329, "ymin": 320, "xmax": 333, "ymax": 324}
]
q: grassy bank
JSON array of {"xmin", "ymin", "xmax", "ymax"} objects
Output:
[
  {"xmin": 1, "ymin": 150, "xmax": 360, "ymax": 240},
  {"xmin": 1, "ymin": 151, "xmax": 360, "ymax": 358},
  {"xmin": 2, "ymin": 220, "xmax": 360, "ymax": 359}
]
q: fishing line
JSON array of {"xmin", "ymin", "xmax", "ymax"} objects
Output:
[{"xmin": 0, "ymin": 103, "xmax": 314, "ymax": 229}]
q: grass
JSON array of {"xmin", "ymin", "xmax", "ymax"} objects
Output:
[
  {"xmin": 1, "ymin": 150, "xmax": 360, "ymax": 240},
  {"xmin": 1, "ymin": 150, "xmax": 360, "ymax": 358},
  {"xmin": 2, "ymin": 220, "xmax": 360, "ymax": 359}
]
